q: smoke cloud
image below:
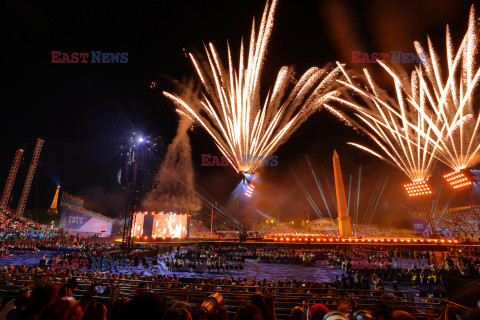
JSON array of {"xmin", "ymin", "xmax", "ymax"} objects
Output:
[{"xmin": 142, "ymin": 77, "xmax": 202, "ymax": 213}]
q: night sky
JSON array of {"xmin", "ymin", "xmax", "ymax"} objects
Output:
[{"xmin": 2, "ymin": 0, "xmax": 478, "ymax": 226}]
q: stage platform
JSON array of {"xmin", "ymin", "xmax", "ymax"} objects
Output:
[
  {"xmin": 0, "ymin": 251, "xmax": 344, "ymax": 282},
  {"xmin": 117, "ymin": 237, "xmax": 468, "ymax": 247}
]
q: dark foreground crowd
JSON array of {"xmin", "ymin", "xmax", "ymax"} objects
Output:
[{"xmin": 0, "ymin": 277, "xmax": 479, "ymax": 320}]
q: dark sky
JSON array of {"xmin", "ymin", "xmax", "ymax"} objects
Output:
[{"xmin": 2, "ymin": 0, "xmax": 478, "ymax": 227}]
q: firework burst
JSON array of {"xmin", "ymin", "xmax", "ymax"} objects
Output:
[
  {"xmin": 164, "ymin": 0, "xmax": 342, "ymax": 174},
  {"xmin": 413, "ymin": 5, "xmax": 480, "ymax": 171},
  {"xmin": 329, "ymin": 63, "xmax": 441, "ymax": 182},
  {"xmin": 329, "ymin": 6, "xmax": 480, "ymax": 181}
]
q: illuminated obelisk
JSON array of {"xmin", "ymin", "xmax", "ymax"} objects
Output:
[{"xmin": 333, "ymin": 150, "xmax": 352, "ymax": 238}]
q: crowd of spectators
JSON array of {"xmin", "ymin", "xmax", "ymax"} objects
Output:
[
  {"xmin": 325, "ymin": 245, "xmax": 480, "ymax": 297},
  {"xmin": 0, "ymin": 240, "xmax": 479, "ymax": 319},
  {"xmin": 0, "ymin": 211, "xmax": 61, "ymax": 241},
  {"xmin": 351, "ymin": 226, "xmax": 412, "ymax": 238},
  {"xmin": 252, "ymin": 224, "xmax": 296, "ymax": 237},
  {"xmin": 254, "ymin": 219, "xmax": 417, "ymax": 240},
  {"xmin": 256, "ymin": 248, "xmax": 315, "ymax": 265},
  {"xmin": 0, "ymin": 206, "xmax": 478, "ymax": 320},
  {"xmin": 435, "ymin": 210, "xmax": 480, "ymax": 238},
  {"xmin": 409, "ymin": 206, "xmax": 480, "ymax": 240},
  {"xmin": 164, "ymin": 245, "xmax": 249, "ymax": 274},
  {"xmin": 176, "ymin": 245, "xmax": 255, "ymax": 261},
  {"xmin": 188, "ymin": 219, "xmax": 210, "ymax": 238},
  {"xmin": 165, "ymin": 257, "xmax": 244, "ymax": 274},
  {"xmin": 0, "ymin": 244, "xmax": 39, "ymax": 258},
  {"xmin": 0, "ymin": 264, "xmax": 479, "ymax": 320}
]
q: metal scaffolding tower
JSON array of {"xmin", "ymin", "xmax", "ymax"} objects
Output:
[
  {"xmin": 121, "ymin": 161, "xmax": 140, "ymax": 253},
  {"xmin": 119, "ymin": 134, "xmax": 162, "ymax": 253},
  {"xmin": 16, "ymin": 139, "xmax": 44, "ymax": 217},
  {"xmin": 0, "ymin": 149, "xmax": 24, "ymax": 210}
]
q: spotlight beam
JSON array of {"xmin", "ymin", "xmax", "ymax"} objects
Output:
[
  {"xmin": 305, "ymin": 155, "xmax": 338, "ymax": 236},
  {"xmin": 355, "ymin": 166, "xmax": 362, "ymax": 236},
  {"xmin": 291, "ymin": 168, "xmax": 337, "ymax": 237},
  {"xmin": 366, "ymin": 176, "xmax": 389, "ymax": 226}
]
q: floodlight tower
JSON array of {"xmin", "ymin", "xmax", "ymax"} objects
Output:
[
  {"xmin": 404, "ymin": 180, "xmax": 433, "ymax": 197},
  {"xmin": 120, "ymin": 133, "xmax": 161, "ymax": 252},
  {"xmin": 122, "ymin": 135, "xmax": 145, "ymax": 252},
  {"xmin": 443, "ymin": 170, "xmax": 475, "ymax": 190}
]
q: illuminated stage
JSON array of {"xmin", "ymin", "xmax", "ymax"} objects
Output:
[{"xmin": 132, "ymin": 212, "xmax": 189, "ymax": 240}]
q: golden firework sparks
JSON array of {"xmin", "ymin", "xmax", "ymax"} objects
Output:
[
  {"xmin": 329, "ymin": 6, "xmax": 480, "ymax": 181},
  {"xmin": 164, "ymin": 0, "xmax": 342, "ymax": 174}
]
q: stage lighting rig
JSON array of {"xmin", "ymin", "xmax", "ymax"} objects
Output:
[
  {"xmin": 404, "ymin": 180, "xmax": 433, "ymax": 197},
  {"xmin": 244, "ymin": 183, "xmax": 255, "ymax": 197},
  {"xmin": 443, "ymin": 170, "xmax": 474, "ymax": 190}
]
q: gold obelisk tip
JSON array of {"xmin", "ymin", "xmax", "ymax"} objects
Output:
[{"xmin": 333, "ymin": 149, "xmax": 339, "ymax": 158}]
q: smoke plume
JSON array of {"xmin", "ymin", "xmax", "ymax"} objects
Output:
[{"xmin": 141, "ymin": 78, "xmax": 202, "ymax": 213}]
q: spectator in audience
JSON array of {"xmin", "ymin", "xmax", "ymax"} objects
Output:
[
  {"xmin": 289, "ymin": 307, "xmax": 305, "ymax": 320},
  {"xmin": 390, "ymin": 310, "xmax": 416, "ymax": 320},
  {"xmin": 352, "ymin": 310, "xmax": 375, "ymax": 320},
  {"xmin": 80, "ymin": 300, "xmax": 107, "ymax": 320},
  {"xmin": 109, "ymin": 299, "xmax": 129, "ymax": 320},
  {"xmin": 250, "ymin": 293, "xmax": 276, "ymax": 320},
  {"xmin": 119, "ymin": 293, "xmax": 166, "ymax": 320},
  {"xmin": 13, "ymin": 283, "xmax": 60, "ymax": 320},
  {"xmin": 323, "ymin": 311, "xmax": 349, "ymax": 320},
  {"xmin": 0, "ymin": 289, "xmax": 30, "ymax": 320},
  {"xmin": 234, "ymin": 303, "xmax": 263, "ymax": 320},
  {"xmin": 38, "ymin": 298, "xmax": 80, "ymax": 320},
  {"xmin": 308, "ymin": 304, "xmax": 329, "ymax": 320}
]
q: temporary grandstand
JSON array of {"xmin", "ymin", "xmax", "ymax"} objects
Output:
[
  {"xmin": 409, "ymin": 204, "xmax": 480, "ymax": 238},
  {"xmin": 307, "ymin": 218, "xmax": 338, "ymax": 235},
  {"xmin": 58, "ymin": 192, "xmax": 116, "ymax": 236}
]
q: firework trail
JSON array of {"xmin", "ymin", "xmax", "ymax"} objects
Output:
[
  {"xmin": 164, "ymin": 0, "xmax": 342, "ymax": 174},
  {"xmin": 329, "ymin": 6, "xmax": 480, "ymax": 180},
  {"xmin": 329, "ymin": 63, "xmax": 441, "ymax": 182},
  {"xmin": 413, "ymin": 5, "xmax": 480, "ymax": 171}
]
